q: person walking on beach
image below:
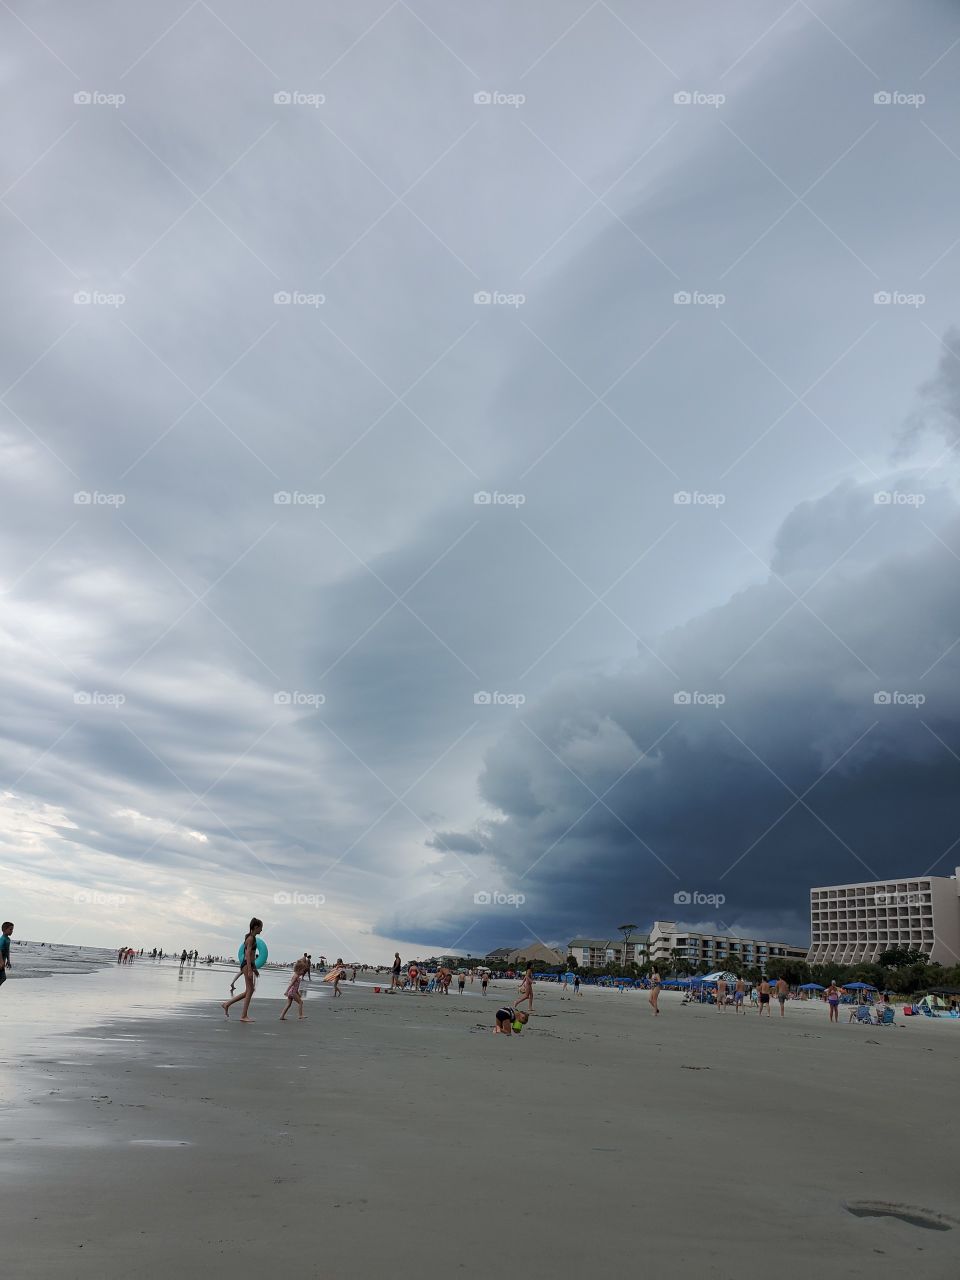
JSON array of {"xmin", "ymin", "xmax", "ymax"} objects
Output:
[
  {"xmin": 329, "ymin": 958, "xmax": 346, "ymax": 997},
  {"xmin": 481, "ymin": 973, "xmax": 489, "ymax": 996},
  {"xmin": 826, "ymin": 980, "xmax": 841, "ymax": 1024},
  {"xmin": 391, "ymin": 952, "xmax": 402, "ymax": 990},
  {"xmin": 649, "ymin": 971, "xmax": 661, "ymax": 1015},
  {"xmin": 716, "ymin": 976, "xmax": 728, "ymax": 1011},
  {"xmin": 221, "ymin": 918, "xmax": 263, "ymax": 1022},
  {"xmin": 0, "ymin": 922, "xmax": 13, "ymax": 991},
  {"xmin": 515, "ymin": 963, "xmax": 534, "ymax": 1016},
  {"xmin": 758, "ymin": 977, "xmax": 772, "ymax": 1017},
  {"xmin": 458, "ymin": 973, "xmax": 465, "ymax": 994},
  {"xmin": 179, "ymin": 948, "xmax": 188, "ymax": 971},
  {"xmin": 574, "ymin": 974, "xmax": 582, "ymax": 996},
  {"xmin": 280, "ymin": 960, "xmax": 308, "ymax": 1021},
  {"xmin": 776, "ymin": 976, "xmax": 789, "ymax": 1016},
  {"xmin": 734, "ymin": 976, "xmax": 745, "ymax": 1013}
]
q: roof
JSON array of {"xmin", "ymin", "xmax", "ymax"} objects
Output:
[{"xmin": 569, "ymin": 938, "xmax": 615, "ymax": 948}]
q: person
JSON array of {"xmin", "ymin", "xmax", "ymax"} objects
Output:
[
  {"xmin": 280, "ymin": 961, "xmax": 308, "ymax": 1021},
  {"xmin": 826, "ymin": 980, "xmax": 840, "ymax": 1024},
  {"xmin": 493, "ymin": 1006, "xmax": 529, "ymax": 1035},
  {"xmin": 734, "ymin": 976, "xmax": 745, "ymax": 1014},
  {"xmin": 0, "ymin": 922, "xmax": 13, "ymax": 990},
  {"xmin": 391, "ymin": 952, "xmax": 402, "ymax": 990},
  {"xmin": 458, "ymin": 973, "xmax": 466, "ymax": 994},
  {"xmin": 574, "ymin": 974, "xmax": 581, "ymax": 997},
  {"xmin": 560, "ymin": 973, "xmax": 569, "ymax": 999},
  {"xmin": 716, "ymin": 976, "xmax": 727, "ymax": 1011},
  {"xmin": 351, "ymin": 967, "xmax": 357, "ymax": 983},
  {"xmin": 179, "ymin": 948, "xmax": 188, "ymax": 971},
  {"xmin": 776, "ymin": 976, "xmax": 789, "ymax": 1016},
  {"xmin": 649, "ymin": 971, "xmax": 661, "ymax": 1016},
  {"xmin": 221, "ymin": 918, "xmax": 263, "ymax": 1022},
  {"xmin": 758, "ymin": 977, "xmax": 771, "ymax": 1016},
  {"xmin": 330, "ymin": 958, "xmax": 346, "ymax": 997},
  {"xmin": 408, "ymin": 963, "xmax": 419, "ymax": 992},
  {"xmin": 481, "ymin": 973, "xmax": 489, "ymax": 996},
  {"xmin": 515, "ymin": 964, "xmax": 534, "ymax": 1015}
]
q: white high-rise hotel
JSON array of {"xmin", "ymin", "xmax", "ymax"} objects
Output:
[{"xmin": 808, "ymin": 870, "xmax": 960, "ymax": 967}]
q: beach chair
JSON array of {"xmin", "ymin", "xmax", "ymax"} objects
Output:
[
  {"xmin": 849, "ymin": 1005, "xmax": 872, "ymax": 1025},
  {"xmin": 920, "ymin": 1003, "xmax": 938, "ymax": 1018},
  {"xmin": 874, "ymin": 1006, "xmax": 895, "ymax": 1026}
]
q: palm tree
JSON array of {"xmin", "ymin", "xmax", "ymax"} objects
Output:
[{"xmin": 618, "ymin": 923, "xmax": 639, "ymax": 967}]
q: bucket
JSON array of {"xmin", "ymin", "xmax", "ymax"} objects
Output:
[{"xmin": 373, "ymin": 986, "xmax": 381, "ymax": 993}]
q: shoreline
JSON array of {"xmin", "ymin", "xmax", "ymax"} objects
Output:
[{"xmin": 2, "ymin": 972, "xmax": 959, "ymax": 1277}]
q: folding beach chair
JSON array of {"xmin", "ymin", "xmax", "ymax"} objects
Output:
[{"xmin": 849, "ymin": 1005, "xmax": 873, "ymax": 1024}]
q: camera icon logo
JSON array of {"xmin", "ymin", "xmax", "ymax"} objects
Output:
[
  {"xmin": 274, "ymin": 691, "xmax": 292, "ymax": 705},
  {"xmin": 473, "ymin": 491, "xmax": 492, "ymax": 505},
  {"xmin": 274, "ymin": 291, "xmax": 291, "ymax": 305},
  {"xmin": 673, "ymin": 491, "xmax": 692, "ymax": 505},
  {"xmin": 673, "ymin": 691, "xmax": 692, "ymax": 704},
  {"xmin": 473, "ymin": 890, "xmax": 491, "ymax": 904},
  {"xmin": 73, "ymin": 491, "xmax": 92, "ymax": 504},
  {"xmin": 74, "ymin": 91, "xmax": 92, "ymax": 105},
  {"xmin": 73, "ymin": 291, "xmax": 92, "ymax": 305},
  {"xmin": 473, "ymin": 291, "xmax": 492, "ymax": 305},
  {"xmin": 474, "ymin": 91, "xmax": 492, "ymax": 105},
  {"xmin": 73, "ymin": 691, "xmax": 92, "ymax": 704},
  {"xmin": 673, "ymin": 890, "xmax": 691, "ymax": 904},
  {"xmin": 673, "ymin": 291, "xmax": 691, "ymax": 304},
  {"xmin": 274, "ymin": 91, "xmax": 292, "ymax": 105},
  {"xmin": 474, "ymin": 691, "xmax": 492, "ymax": 704},
  {"xmin": 274, "ymin": 890, "xmax": 292, "ymax": 904},
  {"xmin": 874, "ymin": 91, "xmax": 892, "ymax": 105},
  {"xmin": 874, "ymin": 691, "xmax": 891, "ymax": 704},
  {"xmin": 873, "ymin": 291, "xmax": 891, "ymax": 305},
  {"xmin": 674, "ymin": 91, "xmax": 692, "ymax": 105},
  {"xmin": 274, "ymin": 491, "xmax": 292, "ymax": 505}
]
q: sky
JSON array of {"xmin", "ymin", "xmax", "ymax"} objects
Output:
[{"xmin": 2, "ymin": 0, "xmax": 960, "ymax": 963}]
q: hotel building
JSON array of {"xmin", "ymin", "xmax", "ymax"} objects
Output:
[
  {"xmin": 646, "ymin": 921, "xmax": 807, "ymax": 971},
  {"xmin": 808, "ymin": 871, "xmax": 960, "ymax": 967},
  {"xmin": 568, "ymin": 934, "xmax": 649, "ymax": 968}
]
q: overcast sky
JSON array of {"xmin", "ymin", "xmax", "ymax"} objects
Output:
[{"xmin": 3, "ymin": 0, "xmax": 960, "ymax": 962}]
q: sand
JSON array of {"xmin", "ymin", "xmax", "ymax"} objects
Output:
[{"xmin": 2, "ymin": 975, "xmax": 959, "ymax": 1279}]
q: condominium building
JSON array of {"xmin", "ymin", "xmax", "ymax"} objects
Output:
[
  {"xmin": 647, "ymin": 921, "xmax": 807, "ymax": 971},
  {"xmin": 568, "ymin": 934, "xmax": 649, "ymax": 968},
  {"xmin": 808, "ymin": 871, "xmax": 960, "ymax": 966}
]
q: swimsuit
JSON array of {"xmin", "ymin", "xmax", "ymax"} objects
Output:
[
  {"xmin": 759, "ymin": 993, "xmax": 770, "ymax": 1004},
  {"xmin": 496, "ymin": 1007, "xmax": 516, "ymax": 1025}
]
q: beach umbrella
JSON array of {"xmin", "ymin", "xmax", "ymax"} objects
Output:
[
  {"xmin": 844, "ymin": 981, "xmax": 877, "ymax": 990},
  {"xmin": 799, "ymin": 983, "xmax": 825, "ymax": 990}
]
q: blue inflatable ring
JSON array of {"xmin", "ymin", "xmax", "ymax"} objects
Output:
[{"xmin": 237, "ymin": 938, "xmax": 268, "ymax": 969}]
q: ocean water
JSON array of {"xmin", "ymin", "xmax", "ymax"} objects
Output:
[{"xmin": 2, "ymin": 939, "xmax": 118, "ymax": 979}]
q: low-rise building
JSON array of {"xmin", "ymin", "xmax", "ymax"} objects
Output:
[
  {"xmin": 568, "ymin": 934, "xmax": 649, "ymax": 968},
  {"xmin": 808, "ymin": 871, "xmax": 960, "ymax": 966},
  {"xmin": 647, "ymin": 921, "xmax": 806, "ymax": 971}
]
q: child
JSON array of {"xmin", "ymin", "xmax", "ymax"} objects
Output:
[
  {"xmin": 221, "ymin": 918, "xmax": 263, "ymax": 1022},
  {"xmin": 493, "ymin": 1006, "xmax": 529, "ymax": 1035},
  {"xmin": 280, "ymin": 960, "xmax": 308, "ymax": 1020},
  {"xmin": 0, "ymin": 921, "xmax": 13, "ymax": 991}
]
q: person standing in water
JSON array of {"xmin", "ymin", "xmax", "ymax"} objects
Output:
[
  {"xmin": 0, "ymin": 922, "xmax": 13, "ymax": 991},
  {"xmin": 221, "ymin": 918, "xmax": 262, "ymax": 1022}
]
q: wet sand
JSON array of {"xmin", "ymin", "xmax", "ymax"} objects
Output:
[{"xmin": 2, "ymin": 977, "xmax": 959, "ymax": 1279}]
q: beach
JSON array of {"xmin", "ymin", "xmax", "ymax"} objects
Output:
[{"xmin": 2, "ymin": 968, "xmax": 959, "ymax": 1279}]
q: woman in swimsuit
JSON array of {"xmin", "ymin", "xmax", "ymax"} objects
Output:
[
  {"xmin": 649, "ymin": 971, "xmax": 661, "ymax": 1016},
  {"xmin": 826, "ymin": 980, "xmax": 840, "ymax": 1023}
]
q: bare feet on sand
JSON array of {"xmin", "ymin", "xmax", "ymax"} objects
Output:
[
  {"xmin": 221, "ymin": 1002, "xmax": 230, "ymax": 1017},
  {"xmin": 240, "ymin": 1016, "xmax": 254, "ymax": 1022}
]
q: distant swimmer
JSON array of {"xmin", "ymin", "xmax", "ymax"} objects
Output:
[
  {"xmin": 0, "ymin": 922, "xmax": 13, "ymax": 991},
  {"xmin": 221, "ymin": 918, "xmax": 263, "ymax": 1022}
]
